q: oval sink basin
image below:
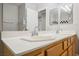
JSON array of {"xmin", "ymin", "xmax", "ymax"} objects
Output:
[{"xmin": 20, "ymin": 35, "xmax": 55, "ymax": 42}]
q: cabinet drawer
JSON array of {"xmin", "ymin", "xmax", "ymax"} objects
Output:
[
  {"xmin": 72, "ymin": 43, "xmax": 76, "ymax": 56},
  {"xmin": 61, "ymin": 51, "xmax": 68, "ymax": 56},
  {"xmin": 46, "ymin": 43, "xmax": 63, "ymax": 56},
  {"xmin": 68, "ymin": 45, "xmax": 73, "ymax": 56}
]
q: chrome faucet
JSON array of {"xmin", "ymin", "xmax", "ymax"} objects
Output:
[
  {"xmin": 56, "ymin": 27, "xmax": 62, "ymax": 33},
  {"xmin": 32, "ymin": 26, "xmax": 38, "ymax": 36}
]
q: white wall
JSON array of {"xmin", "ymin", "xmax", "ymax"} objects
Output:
[
  {"xmin": 0, "ymin": 4, "xmax": 2, "ymax": 31},
  {"xmin": 26, "ymin": 3, "xmax": 38, "ymax": 11},
  {"xmin": 73, "ymin": 3, "xmax": 79, "ymax": 53},
  {"xmin": 37, "ymin": 3, "xmax": 58, "ymax": 11},
  {"xmin": 27, "ymin": 8, "xmax": 38, "ymax": 31},
  {"xmin": 3, "ymin": 4, "xmax": 18, "ymax": 31},
  {"xmin": 73, "ymin": 4, "xmax": 79, "ymax": 36}
]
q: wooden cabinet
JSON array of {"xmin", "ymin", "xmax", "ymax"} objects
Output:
[
  {"xmin": 4, "ymin": 44, "xmax": 14, "ymax": 56},
  {"xmin": 68, "ymin": 37, "xmax": 71, "ymax": 46},
  {"xmin": 68, "ymin": 45, "xmax": 73, "ymax": 56},
  {"xmin": 63, "ymin": 39, "xmax": 68, "ymax": 50},
  {"xmin": 71, "ymin": 35, "xmax": 77, "ymax": 56},
  {"xmin": 71, "ymin": 35, "xmax": 76, "ymax": 44},
  {"xmin": 72, "ymin": 42, "xmax": 76, "ymax": 56},
  {"xmin": 61, "ymin": 51, "xmax": 68, "ymax": 56},
  {"xmin": 73, "ymin": 44, "xmax": 76, "ymax": 56},
  {"xmin": 46, "ymin": 42, "xmax": 63, "ymax": 56},
  {"xmin": 23, "ymin": 48, "xmax": 45, "ymax": 56},
  {"xmin": 0, "ymin": 41, "xmax": 3, "ymax": 56},
  {"xmin": 36, "ymin": 52, "xmax": 44, "ymax": 56},
  {"xmin": 42, "ymin": 35, "xmax": 77, "ymax": 56}
]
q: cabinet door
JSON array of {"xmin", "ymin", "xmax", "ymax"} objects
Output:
[
  {"xmin": 72, "ymin": 43, "xmax": 76, "ymax": 56},
  {"xmin": 0, "ymin": 41, "xmax": 3, "ymax": 55},
  {"xmin": 61, "ymin": 51, "xmax": 68, "ymax": 56},
  {"xmin": 68, "ymin": 38, "xmax": 71, "ymax": 46},
  {"xmin": 46, "ymin": 43, "xmax": 63, "ymax": 56},
  {"xmin": 68, "ymin": 45, "xmax": 73, "ymax": 56},
  {"xmin": 4, "ymin": 44, "xmax": 14, "ymax": 56},
  {"xmin": 71, "ymin": 35, "xmax": 76, "ymax": 44},
  {"xmin": 71, "ymin": 35, "xmax": 77, "ymax": 56},
  {"xmin": 64, "ymin": 39, "xmax": 68, "ymax": 50},
  {"xmin": 23, "ymin": 48, "xmax": 45, "ymax": 56}
]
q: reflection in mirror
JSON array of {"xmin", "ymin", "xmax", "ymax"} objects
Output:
[
  {"xmin": 0, "ymin": 3, "xmax": 73, "ymax": 31},
  {"xmin": 60, "ymin": 4, "xmax": 73, "ymax": 24},
  {"xmin": 2, "ymin": 3, "xmax": 26, "ymax": 31},
  {"xmin": 49, "ymin": 3, "xmax": 73, "ymax": 25},
  {"xmin": 49, "ymin": 8, "xmax": 58, "ymax": 25},
  {"xmin": 38, "ymin": 9, "xmax": 46, "ymax": 31}
]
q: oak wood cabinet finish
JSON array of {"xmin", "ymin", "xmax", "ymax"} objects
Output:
[
  {"xmin": 23, "ymin": 48, "xmax": 45, "ymax": 56},
  {"xmin": 73, "ymin": 43, "xmax": 76, "ymax": 56},
  {"xmin": 61, "ymin": 51, "xmax": 68, "ymax": 56},
  {"xmin": 3, "ymin": 35, "xmax": 77, "ymax": 56},
  {"xmin": 3, "ymin": 44, "xmax": 14, "ymax": 56},
  {"xmin": 68, "ymin": 45, "xmax": 73, "ymax": 56},
  {"xmin": 0, "ymin": 41, "xmax": 3, "ymax": 56},
  {"xmin": 68, "ymin": 37, "xmax": 71, "ymax": 46},
  {"xmin": 46, "ymin": 42, "xmax": 63, "ymax": 56},
  {"xmin": 63, "ymin": 39, "xmax": 68, "ymax": 50}
]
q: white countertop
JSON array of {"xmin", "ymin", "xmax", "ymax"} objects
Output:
[{"xmin": 1, "ymin": 32, "xmax": 76, "ymax": 56}]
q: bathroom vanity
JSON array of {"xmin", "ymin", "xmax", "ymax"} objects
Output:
[
  {"xmin": 23, "ymin": 34, "xmax": 77, "ymax": 56},
  {"xmin": 1, "ymin": 32, "xmax": 77, "ymax": 56}
]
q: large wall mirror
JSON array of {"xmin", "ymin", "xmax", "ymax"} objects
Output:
[{"xmin": 0, "ymin": 3, "xmax": 73, "ymax": 31}]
